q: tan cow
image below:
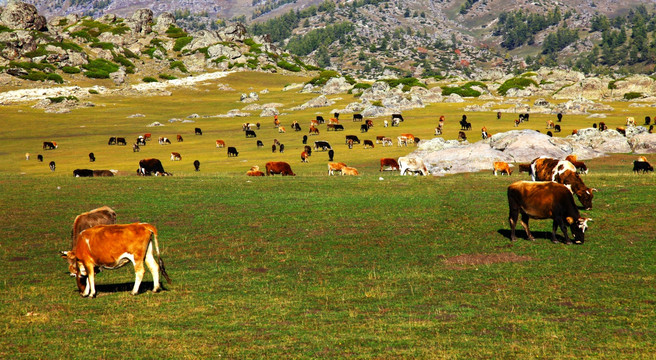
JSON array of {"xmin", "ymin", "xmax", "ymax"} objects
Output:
[
  {"xmin": 493, "ymin": 161, "xmax": 512, "ymax": 176},
  {"xmin": 328, "ymin": 162, "xmax": 347, "ymax": 176},
  {"xmin": 341, "ymin": 166, "xmax": 359, "ymax": 176}
]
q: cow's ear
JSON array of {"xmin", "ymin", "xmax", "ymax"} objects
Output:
[
  {"xmin": 566, "ymin": 217, "xmax": 575, "ymax": 225},
  {"xmin": 591, "ymin": 188, "xmax": 598, "ymax": 192},
  {"xmin": 60, "ymin": 251, "xmax": 68, "ymax": 258}
]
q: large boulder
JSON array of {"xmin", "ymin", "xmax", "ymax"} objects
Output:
[
  {"xmin": 567, "ymin": 128, "xmax": 632, "ymax": 154},
  {"xmin": 153, "ymin": 12, "xmax": 176, "ymax": 33},
  {"xmin": 0, "ymin": 2, "xmax": 46, "ymax": 31},
  {"xmin": 0, "ymin": 30, "xmax": 37, "ymax": 60},
  {"xmin": 489, "ymin": 130, "xmax": 571, "ymax": 162},
  {"xmin": 628, "ymin": 132, "xmax": 656, "ymax": 154},
  {"xmin": 207, "ymin": 43, "xmax": 241, "ymax": 59},
  {"xmin": 419, "ymin": 141, "xmax": 514, "ymax": 175},
  {"xmin": 125, "ymin": 9, "xmax": 153, "ymax": 35},
  {"xmin": 321, "ymin": 77, "xmax": 353, "ymax": 95}
]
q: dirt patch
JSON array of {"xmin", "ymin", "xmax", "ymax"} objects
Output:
[{"xmin": 443, "ymin": 252, "xmax": 534, "ymax": 269}]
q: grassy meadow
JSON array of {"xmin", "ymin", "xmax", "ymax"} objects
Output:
[{"xmin": 1, "ymin": 72, "xmax": 655, "ymax": 358}]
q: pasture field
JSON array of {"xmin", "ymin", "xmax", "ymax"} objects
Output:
[{"xmin": 1, "ymin": 72, "xmax": 655, "ymax": 358}]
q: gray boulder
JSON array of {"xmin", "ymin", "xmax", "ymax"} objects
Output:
[
  {"xmin": 126, "ymin": 9, "xmax": 153, "ymax": 35},
  {"xmin": 153, "ymin": 12, "xmax": 176, "ymax": 33},
  {"xmin": 489, "ymin": 130, "xmax": 571, "ymax": 162},
  {"xmin": 321, "ymin": 77, "xmax": 353, "ymax": 95},
  {"xmin": 0, "ymin": 2, "xmax": 46, "ymax": 31},
  {"xmin": 628, "ymin": 132, "xmax": 656, "ymax": 154},
  {"xmin": 567, "ymin": 128, "xmax": 632, "ymax": 154}
]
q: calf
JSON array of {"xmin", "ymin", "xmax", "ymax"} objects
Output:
[
  {"xmin": 193, "ymin": 160, "xmax": 200, "ymax": 171},
  {"xmin": 508, "ymin": 181, "xmax": 591, "ymax": 244},
  {"xmin": 73, "ymin": 169, "xmax": 94, "ymax": 177},
  {"xmin": 108, "ymin": 137, "xmax": 117, "ymax": 145},
  {"xmin": 265, "ymin": 161, "xmax": 295, "ymax": 176},
  {"xmin": 60, "ymin": 223, "xmax": 171, "ymax": 297},
  {"xmin": 170, "ymin": 152, "xmax": 182, "ymax": 161},
  {"xmin": 216, "ymin": 139, "xmax": 225, "ymax": 148},
  {"xmin": 177, "ymin": 134, "xmax": 183, "ymax": 142},
  {"xmin": 93, "ymin": 170, "xmax": 116, "ymax": 177},
  {"xmin": 345, "ymin": 135, "xmax": 360, "ymax": 144},
  {"xmin": 116, "ymin": 137, "xmax": 126, "ymax": 146},
  {"xmin": 380, "ymin": 158, "xmax": 399, "ymax": 172},
  {"xmin": 363, "ymin": 140, "xmax": 374, "ymax": 148},
  {"xmin": 89, "ymin": 153, "xmax": 96, "ymax": 162},
  {"xmin": 227, "ymin": 147, "xmax": 239, "ymax": 157},
  {"xmin": 49, "ymin": 161, "xmax": 56, "ymax": 172},
  {"xmin": 70, "ymin": 206, "xmax": 117, "ymax": 249},
  {"xmin": 43, "ymin": 141, "xmax": 57, "ymax": 150},
  {"xmin": 328, "ymin": 162, "xmax": 347, "ymax": 176},
  {"xmin": 633, "ymin": 161, "xmax": 654, "ymax": 173},
  {"xmin": 245, "ymin": 130, "xmax": 257, "ymax": 138},
  {"xmin": 398, "ymin": 157, "xmax": 428, "ymax": 176},
  {"xmin": 493, "ymin": 161, "xmax": 512, "ymax": 176},
  {"xmin": 195, "ymin": 127, "xmax": 202, "ymax": 135},
  {"xmin": 342, "ymin": 166, "xmax": 359, "ymax": 176}
]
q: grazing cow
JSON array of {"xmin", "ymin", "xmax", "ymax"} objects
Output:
[
  {"xmin": 328, "ymin": 149, "xmax": 335, "ymax": 161},
  {"xmin": 363, "ymin": 140, "xmax": 374, "ymax": 148},
  {"xmin": 382, "ymin": 137, "xmax": 393, "ymax": 147},
  {"xmin": 257, "ymin": 140, "xmax": 264, "ymax": 148},
  {"xmin": 460, "ymin": 115, "xmax": 471, "ymax": 130},
  {"xmin": 195, "ymin": 127, "xmax": 202, "ymax": 135},
  {"xmin": 375, "ymin": 135, "xmax": 385, "ymax": 144},
  {"xmin": 170, "ymin": 152, "xmax": 181, "ymax": 161},
  {"xmin": 360, "ymin": 124, "xmax": 369, "ymax": 132},
  {"xmin": 328, "ymin": 162, "xmax": 347, "ymax": 175},
  {"xmin": 546, "ymin": 120, "xmax": 554, "ymax": 129},
  {"xmin": 61, "ymin": 223, "xmax": 171, "ymax": 297},
  {"xmin": 384, "ymin": 120, "xmax": 389, "ymax": 128},
  {"xmin": 116, "ymin": 137, "xmax": 126, "ymax": 146},
  {"xmin": 37, "ymin": 154, "xmax": 43, "ymax": 162},
  {"xmin": 273, "ymin": 139, "xmax": 280, "ymax": 146},
  {"xmin": 342, "ymin": 166, "xmax": 359, "ymax": 176},
  {"xmin": 278, "ymin": 126, "xmax": 286, "ymax": 133},
  {"xmin": 572, "ymin": 129, "xmax": 579, "ymax": 135},
  {"xmin": 89, "ymin": 153, "xmax": 96, "ymax": 162},
  {"xmin": 398, "ymin": 157, "xmax": 428, "ymax": 176},
  {"xmin": 43, "ymin": 141, "xmax": 57, "ymax": 150},
  {"xmin": 302, "ymin": 135, "xmax": 308, "ymax": 144},
  {"xmin": 143, "ymin": 133, "xmax": 151, "ymax": 141},
  {"xmin": 108, "ymin": 137, "xmax": 117, "ymax": 145},
  {"xmin": 391, "ymin": 118, "xmax": 400, "ymax": 127},
  {"xmin": 136, "ymin": 137, "xmax": 146, "ymax": 146},
  {"xmin": 347, "ymin": 139, "xmax": 354, "ymax": 149},
  {"xmin": 227, "ymin": 147, "xmax": 239, "ymax": 157},
  {"xmin": 93, "ymin": 170, "xmax": 116, "ymax": 177},
  {"xmin": 292, "ymin": 122, "xmax": 301, "ymax": 131},
  {"xmin": 265, "ymin": 161, "xmax": 295, "ymax": 176},
  {"xmin": 546, "ymin": 131, "xmax": 553, "ymax": 137},
  {"xmin": 316, "ymin": 116, "xmax": 325, "ymax": 124},
  {"xmin": 216, "ymin": 139, "xmax": 226, "ymax": 148},
  {"xmin": 353, "ymin": 113, "xmax": 363, "ymax": 122},
  {"xmin": 380, "ymin": 158, "xmax": 399, "ymax": 172},
  {"xmin": 309, "ymin": 126, "xmax": 319, "ymax": 135},
  {"xmin": 25, "ymin": 152, "xmax": 30, "ymax": 160},
  {"xmin": 73, "ymin": 169, "xmax": 94, "ymax": 177},
  {"xmin": 49, "ymin": 161, "xmax": 56, "ymax": 172},
  {"xmin": 272, "ymin": 144, "xmax": 277, "ymax": 153},
  {"xmin": 397, "ymin": 136, "xmax": 408, "ymax": 147},
  {"xmin": 531, "ymin": 157, "xmax": 595, "ymax": 209},
  {"xmin": 329, "ymin": 117, "xmax": 339, "ymax": 125},
  {"xmin": 514, "ymin": 119, "xmax": 521, "ymax": 127},
  {"xmin": 633, "ymin": 161, "xmax": 653, "ymax": 173},
  {"xmin": 242, "ymin": 123, "xmax": 255, "ymax": 131},
  {"xmin": 365, "ymin": 119, "xmax": 373, "ymax": 128},
  {"xmin": 334, "ymin": 112, "xmax": 340, "ymax": 119},
  {"xmin": 245, "ymin": 130, "xmax": 257, "ymax": 138},
  {"xmin": 279, "ymin": 144, "xmax": 285, "ymax": 153},
  {"xmin": 304, "ymin": 145, "xmax": 312, "ymax": 156},
  {"xmin": 554, "ymin": 125, "xmax": 561, "ymax": 133},
  {"xmin": 626, "ymin": 117, "xmax": 635, "ymax": 127},
  {"xmin": 493, "ymin": 161, "xmax": 512, "ymax": 176},
  {"xmin": 518, "ymin": 163, "xmax": 532, "ymax": 174},
  {"xmin": 177, "ymin": 134, "xmax": 183, "ymax": 142},
  {"xmin": 650, "ymin": 125, "xmax": 654, "ymax": 133},
  {"xmin": 301, "ymin": 151, "xmax": 309, "ymax": 163},
  {"xmin": 133, "ymin": 144, "xmax": 140, "ymax": 152},
  {"xmin": 158, "ymin": 137, "xmax": 171, "ymax": 145},
  {"xmin": 331, "ymin": 124, "xmax": 344, "ymax": 131},
  {"xmin": 557, "ymin": 113, "xmax": 563, "ymax": 122},
  {"xmin": 70, "ymin": 206, "xmax": 117, "ymax": 249},
  {"xmin": 458, "ymin": 131, "xmax": 467, "ymax": 141},
  {"xmin": 645, "ymin": 116, "xmax": 651, "ymax": 125},
  {"xmin": 392, "ymin": 114, "xmax": 404, "ymax": 122},
  {"xmin": 314, "ymin": 141, "xmax": 332, "ymax": 151},
  {"xmin": 193, "ymin": 160, "xmax": 200, "ymax": 171},
  {"xmin": 345, "ymin": 135, "xmax": 361, "ymax": 144},
  {"xmin": 274, "ymin": 118, "xmax": 280, "ymax": 128},
  {"xmin": 435, "ymin": 126, "xmax": 443, "ymax": 135},
  {"xmin": 616, "ymin": 127, "xmax": 626, "ymax": 136},
  {"xmin": 497, "ymin": 112, "xmax": 502, "ymax": 120},
  {"xmin": 507, "ymin": 181, "xmax": 591, "ymax": 244},
  {"xmin": 481, "ymin": 127, "xmax": 488, "ymax": 139},
  {"xmin": 138, "ymin": 158, "xmax": 167, "ymax": 176},
  {"xmin": 598, "ymin": 122, "xmax": 608, "ymax": 131}
]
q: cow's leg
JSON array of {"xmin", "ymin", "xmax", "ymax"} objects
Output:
[
  {"xmin": 84, "ymin": 262, "xmax": 96, "ymax": 297},
  {"xmin": 144, "ymin": 242, "xmax": 161, "ymax": 292},
  {"xmin": 558, "ymin": 220, "xmax": 572, "ymax": 244},
  {"xmin": 132, "ymin": 261, "xmax": 146, "ymax": 295},
  {"xmin": 508, "ymin": 206, "xmax": 519, "ymax": 241},
  {"xmin": 552, "ymin": 220, "xmax": 560, "ymax": 243},
  {"xmin": 520, "ymin": 212, "xmax": 534, "ymax": 241}
]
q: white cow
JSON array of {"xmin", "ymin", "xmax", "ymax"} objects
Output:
[{"xmin": 398, "ymin": 157, "xmax": 428, "ymax": 176}]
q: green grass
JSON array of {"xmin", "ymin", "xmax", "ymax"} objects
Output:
[{"xmin": 1, "ymin": 71, "xmax": 655, "ymax": 358}]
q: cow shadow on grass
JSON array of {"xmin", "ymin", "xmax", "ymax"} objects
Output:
[
  {"xmin": 94, "ymin": 281, "xmax": 167, "ymax": 295},
  {"xmin": 497, "ymin": 229, "xmax": 571, "ymax": 244}
]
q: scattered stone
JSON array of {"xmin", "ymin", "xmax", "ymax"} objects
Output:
[
  {"xmin": 128, "ymin": 114, "xmax": 146, "ymax": 118},
  {"xmin": 146, "ymin": 121, "xmax": 163, "ymax": 127}
]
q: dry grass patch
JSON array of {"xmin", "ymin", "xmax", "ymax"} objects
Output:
[{"xmin": 443, "ymin": 252, "xmax": 535, "ymax": 269}]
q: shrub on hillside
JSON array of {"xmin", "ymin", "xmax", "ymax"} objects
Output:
[
  {"xmin": 169, "ymin": 61, "xmax": 188, "ymax": 73},
  {"xmin": 497, "ymin": 77, "xmax": 538, "ymax": 95},
  {"xmin": 277, "ymin": 60, "xmax": 301, "ymax": 72},
  {"xmin": 173, "ymin": 36, "xmax": 193, "ymax": 51},
  {"xmin": 142, "ymin": 77, "xmax": 158, "ymax": 83},
  {"xmin": 624, "ymin": 92, "xmax": 643, "ymax": 100}
]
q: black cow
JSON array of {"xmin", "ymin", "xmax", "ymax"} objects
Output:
[
  {"xmin": 43, "ymin": 141, "xmax": 57, "ymax": 150},
  {"xmin": 89, "ymin": 153, "xmax": 96, "ymax": 162},
  {"xmin": 633, "ymin": 161, "xmax": 654, "ymax": 173},
  {"xmin": 138, "ymin": 158, "xmax": 167, "ymax": 176},
  {"xmin": 557, "ymin": 113, "xmax": 563, "ymax": 122},
  {"xmin": 279, "ymin": 144, "xmax": 285, "ymax": 153},
  {"xmin": 645, "ymin": 116, "xmax": 651, "ymax": 126},
  {"xmin": 302, "ymin": 135, "xmax": 308, "ymax": 145},
  {"xmin": 314, "ymin": 141, "xmax": 332, "ymax": 151},
  {"xmin": 334, "ymin": 124, "xmax": 344, "ymax": 131},
  {"xmin": 272, "ymin": 144, "xmax": 276, "ymax": 153},
  {"xmin": 304, "ymin": 145, "xmax": 312, "ymax": 157},
  {"xmin": 554, "ymin": 125, "xmax": 561, "ymax": 133},
  {"xmin": 328, "ymin": 149, "xmax": 335, "ymax": 161},
  {"xmin": 316, "ymin": 116, "xmax": 325, "ymax": 124},
  {"xmin": 546, "ymin": 131, "xmax": 553, "ymax": 137},
  {"xmin": 116, "ymin": 137, "xmax": 126, "ymax": 146},
  {"xmin": 228, "ymin": 147, "xmax": 239, "ymax": 157},
  {"xmin": 257, "ymin": 140, "xmax": 263, "ymax": 148},
  {"xmin": 353, "ymin": 113, "xmax": 363, "ymax": 122},
  {"xmin": 392, "ymin": 114, "xmax": 404, "ymax": 122},
  {"xmin": 193, "ymin": 160, "xmax": 200, "ymax": 171},
  {"xmin": 497, "ymin": 111, "xmax": 502, "ymax": 120},
  {"xmin": 334, "ymin": 112, "xmax": 340, "ymax": 120},
  {"xmin": 136, "ymin": 137, "xmax": 146, "ymax": 146},
  {"xmin": 73, "ymin": 169, "xmax": 94, "ymax": 177},
  {"xmin": 49, "ymin": 161, "xmax": 56, "ymax": 172},
  {"xmin": 195, "ymin": 127, "xmax": 202, "ymax": 135},
  {"xmin": 37, "ymin": 154, "xmax": 43, "ymax": 162},
  {"xmin": 360, "ymin": 124, "xmax": 369, "ymax": 133},
  {"xmin": 245, "ymin": 130, "xmax": 256, "ymax": 138},
  {"xmin": 345, "ymin": 135, "xmax": 360, "ymax": 144},
  {"xmin": 133, "ymin": 144, "xmax": 140, "ymax": 152},
  {"xmin": 108, "ymin": 137, "xmax": 117, "ymax": 145},
  {"xmin": 292, "ymin": 123, "xmax": 301, "ymax": 131}
]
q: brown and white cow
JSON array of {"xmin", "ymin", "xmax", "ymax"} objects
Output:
[
  {"xmin": 216, "ymin": 139, "xmax": 225, "ymax": 148},
  {"xmin": 71, "ymin": 206, "xmax": 117, "ymax": 249},
  {"xmin": 531, "ymin": 157, "xmax": 595, "ymax": 209},
  {"xmin": 61, "ymin": 223, "xmax": 171, "ymax": 297},
  {"xmin": 342, "ymin": 166, "xmax": 359, "ymax": 176},
  {"xmin": 380, "ymin": 158, "xmax": 399, "ymax": 172},
  {"xmin": 382, "ymin": 137, "xmax": 393, "ymax": 147},
  {"xmin": 170, "ymin": 152, "xmax": 181, "ymax": 161},
  {"xmin": 328, "ymin": 162, "xmax": 347, "ymax": 176},
  {"xmin": 265, "ymin": 161, "xmax": 295, "ymax": 176},
  {"xmin": 92, "ymin": 169, "xmax": 117, "ymax": 177},
  {"xmin": 507, "ymin": 181, "xmax": 591, "ymax": 244},
  {"xmin": 398, "ymin": 157, "xmax": 428, "ymax": 176},
  {"xmin": 493, "ymin": 161, "xmax": 512, "ymax": 176}
]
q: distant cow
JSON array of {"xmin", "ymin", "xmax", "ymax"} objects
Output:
[
  {"xmin": 557, "ymin": 113, "xmax": 563, "ymax": 122},
  {"xmin": 645, "ymin": 116, "xmax": 651, "ymax": 125},
  {"xmin": 193, "ymin": 160, "xmax": 200, "ymax": 171},
  {"xmin": 73, "ymin": 169, "xmax": 94, "ymax": 177},
  {"xmin": 43, "ymin": 141, "xmax": 57, "ymax": 150},
  {"xmin": 143, "ymin": 133, "xmax": 152, "ymax": 141},
  {"xmin": 278, "ymin": 126, "xmax": 286, "ymax": 133},
  {"xmin": 363, "ymin": 140, "xmax": 374, "ymax": 148},
  {"xmin": 598, "ymin": 122, "xmax": 608, "ymax": 131},
  {"xmin": 392, "ymin": 114, "xmax": 404, "ymax": 122},
  {"xmin": 546, "ymin": 131, "xmax": 553, "ymax": 137},
  {"xmin": 265, "ymin": 161, "xmax": 295, "ymax": 176},
  {"xmin": 314, "ymin": 141, "xmax": 332, "ymax": 151},
  {"xmin": 245, "ymin": 130, "xmax": 257, "ymax": 138},
  {"xmin": 353, "ymin": 114, "xmax": 363, "ymax": 122},
  {"xmin": 60, "ymin": 223, "xmax": 170, "ymax": 297},
  {"xmin": 93, "ymin": 170, "xmax": 116, "ymax": 177},
  {"xmin": 328, "ymin": 149, "xmax": 335, "ymax": 161},
  {"xmin": 136, "ymin": 137, "xmax": 146, "ymax": 146},
  {"xmin": 257, "ymin": 140, "xmax": 263, "ymax": 148},
  {"xmin": 327, "ymin": 124, "xmax": 344, "ymax": 131},
  {"xmin": 216, "ymin": 139, "xmax": 225, "ymax": 148},
  {"xmin": 493, "ymin": 161, "xmax": 512, "ymax": 176},
  {"xmin": 508, "ymin": 181, "xmax": 591, "ymax": 244},
  {"xmin": 382, "ymin": 137, "xmax": 393, "ymax": 147},
  {"xmin": 626, "ymin": 117, "xmax": 635, "ymax": 127},
  {"xmin": 554, "ymin": 125, "xmax": 561, "ymax": 133},
  {"xmin": 133, "ymin": 144, "xmax": 140, "ymax": 152},
  {"xmin": 345, "ymin": 135, "xmax": 360, "ymax": 144},
  {"xmin": 177, "ymin": 134, "xmax": 183, "ymax": 142},
  {"xmin": 170, "ymin": 152, "xmax": 182, "ymax": 161},
  {"xmin": 49, "ymin": 161, "xmax": 56, "ymax": 172},
  {"xmin": 380, "ymin": 158, "xmax": 399, "ymax": 172},
  {"xmin": 138, "ymin": 158, "xmax": 168, "ymax": 176},
  {"xmin": 633, "ymin": 161, "xmax": 654, "ymax": 173},
  {"xmin": 301, "ymin": 151, "xmax": 309, "ymax": 163},
  {"xmin": 531, "ymin": 157, "xmax": 595, "ymax": 209},
  {"xmin": 195, "ymin": 127, "xmax": 202, "ymax": 135},
  {"xmin": 328, "ymin": 162, "xmax": 347, "ymax": 176},
  {"xmin": 37, "ymin": 154, "xmax": 43, "ymax": 162},
  {"xmin": 108, "ymin": 137, "xmax": 117, "ymax": 145},
  {"xmin": 518, "ymin": 163, "xmax": 532, "ymax": 175},
  {"xmin": 546, "ymin": 120, "xmax": 554, "ymax": 129},
  {"xmin": 316, "ymin": 116, "xmax": 325, "ymax": 124},
  {"xmin": 360, "ymin": 124, "xmax": 369, "ymax": 132},
  {"xmin": 342, "ymin": 166, "xmax": 359, "ymax": 176},
  {"xmin": 302, "ymin": 135, "xmax": 308, "ymax": 144},
  {"xmin": 227, "ymin": 147, "xmax": 239, "ymax": 157},
  {"xmin": 292, "ymin": 122, "xmax": 301, "ymax": 131},
  {"xmin": 70, "ymin": 206, "xmax": 117, "ymax": 249},
  {"xmin": 398, "ymin": 157, "xmax": 428, "ymax": 176},
  {"xmin": 272, "ymin": 144, "xmax": 276, "ymax": 153},
  {"xmin": 616, "ymin": 127, "xmax": 626, "ymax": 136},
  {"xmin": 304, "ymin": 145, "xmax": 312, "ymax": 156},
  {"xmin": 458, "ymin": 131, "xmax": 467, "ymax": 141},
  {"xmin": 309, "ymin": 126, "xmax": 319, "ymax": 135},
  {"xmin": 279, "ymin": 144, "xmax": 285, "ymax": 153},
  {"xmin": 89, "ymin": 153, "xmax": 96, "ymax": 162},
  {"xmin": 158, "ymin": 137, "xmax": 171, "ymax": 145},
  {"xmin": 116, "ymin": 137, "xmax": 126, "ymax": 146}
]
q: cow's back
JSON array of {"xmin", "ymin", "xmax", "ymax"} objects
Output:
[
  {"xmin": 74, "ymin": 223, "xmax": 154, "ymax": 263},
  {"xmin": 71, "ymin": 206, "xmax": 117, "ymax": 248}
]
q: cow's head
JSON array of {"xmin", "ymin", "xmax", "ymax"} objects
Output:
[
  {"xmin": 60, "ymin": 251, "xmax": 86, "ymax": 291},
  {"xmin": 566, "ymin": 217, "xmax": 592, "ymax": 244},
  {"xmin": 575, "ymin": 188, "xmax": 595, "ymax": 210}
]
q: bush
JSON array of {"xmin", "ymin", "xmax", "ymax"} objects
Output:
[
  {"xmin": 48, "ymin": 96, "xmax": 78, "ymax": 103},
  {"xmin": 307, "ymin": 70, "xmax": 340, "ymax": 86},
  {"xmin": 142, "ymin": 77, "xmax": 158, "ymax": 83},
  {"xmin": 62, "ymin": 66, "xmax": 81, "ymax": 74},
  {"xmin": 70, "ymin": 30, "xmax": 95, "ymax": 42},
  {"xmin": 82, "ymin": 59, "xmax": 119, "ymax": 79},
  {"xmin": 159, "ymin": 74, "xmax": 177, "ymax": 80},
  {"xmin": 52, "ymin": 41, "xmax": 83, "ymax": 52},
  {"xmin": 277, "ymin": 60, "xmax": 302, "ymax": 72},
  {"xmin": 383, "ymin": 77, "xmax": 427, "ymax": 92},
  {"xmin": 497, "ymin": 77, "xmax": 538, "ymax": 96},
  {"xmin": 442, "ymin": 86, "xmax": 481, "ymax": 97},
  {"xmin": 20, "ymin": 71, "xmax": 64, "ymax": 84},
  {"xmin": 624, "ymin": 92, "xmax": 643, "ymax": 100},
  {"xmin": 24, "ymin": 46, "xmax": 49, "ymax": 58},
  {"xmin": 173, "ymin": 36, "xmax": 193, "ymax": 51},
  {"xmin": 371, "ymin": 100, "xmax": 383, "ymax": 107},
  {"xmin": 166, "ymin": 25, "xmax": 188, "ymax": 38},
  {"xmin": 91, "ymin": 42, "xmax": 115, "ymax": 50},
  {"xmin": 88, "ymin": 89, "xmax": 99, "ymax": 94},
  {"xmin": 170, "ymin": 61, "xmax": 188, "ymax": 73}
]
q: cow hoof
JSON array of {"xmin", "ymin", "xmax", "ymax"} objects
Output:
[{"xmin": 551, "ymin": 240, "xmax": 559, "ymax": 244}]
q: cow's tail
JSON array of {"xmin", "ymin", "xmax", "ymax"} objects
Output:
[{"xmin": 145, "ymin": 224, "xmax": 172, "ymax": 284}]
